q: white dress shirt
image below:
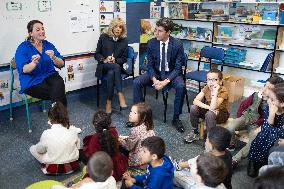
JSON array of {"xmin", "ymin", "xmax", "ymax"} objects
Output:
[{"xmin": 159, "ymin": 39, "xmax": 169, "ymax": 72}]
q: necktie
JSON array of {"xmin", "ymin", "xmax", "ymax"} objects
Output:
[{"xmin": 161, "ymin": 42, "xmax": 166, "ymax": 80}]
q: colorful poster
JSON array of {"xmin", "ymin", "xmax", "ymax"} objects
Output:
[
  {"xmin": 140, "ymin": 19, "xmax": 157, "ymax": 44},
  {"xmin": 150, "ymin": 6, "xmax": 161, "ymax": 19}
]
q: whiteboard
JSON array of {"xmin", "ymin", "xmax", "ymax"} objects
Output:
[{"xmin": 0, "ymin": 0, "xmax": 100, "ymax": 66}]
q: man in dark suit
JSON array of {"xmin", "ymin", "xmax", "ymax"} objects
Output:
[{"xmin": 133, "ymin": 18, "xmax": 186, "ymax": 132}]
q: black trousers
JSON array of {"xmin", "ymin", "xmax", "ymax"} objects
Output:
[
  {"xmin": 102, "ymin": 63, "xmax": 122, "ymax": 100},
  {"xmin": 24, "ymin": 73, "xmax": 67, "ymax": 106}
]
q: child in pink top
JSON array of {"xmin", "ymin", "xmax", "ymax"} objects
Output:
[{"xmin": 119, "ymin": 103, "xmax": 155, "ymax": 168}]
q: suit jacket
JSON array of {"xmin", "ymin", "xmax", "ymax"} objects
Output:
[
  {"xmin": 94, "ymin": 33, "xmax": 128, "ymax": 78},
  {"xmin": 146, "ymin": 36, "xmax": 184, "ymax": 81}
]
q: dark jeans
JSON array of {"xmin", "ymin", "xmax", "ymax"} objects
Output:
[
  {"xmin": 24, "ymin": 73, "xmax": 67, "ymax": 106},
  {"xmin": 102, "ymin": 63, "xmax": 122, "ymax": 100},
  {"xmin": 190, "ymin": 105, "xmax": 229, "ymax": 131},
  {"xmin": 133, "ymin": 73, "xmax": 185, "ymax": 120}
]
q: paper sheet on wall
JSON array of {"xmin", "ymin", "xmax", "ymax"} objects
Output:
[
  {"xmin": 69, "ymin": 10, "xmax": 89, "ymax": 33},
  {"xmin": 150, "ymin": 5, "xmax": 161, "ymax": 19},
  {"xmin": 100, "ymin": 13, "xmax": 114, "ymax": 25},
  {"xmin": 99, "ymin": 1, "xmax": 114, "ymax": 12},
  {"xmin": 114, "ymin": 12, "xmax": 126, "ymax": 23},
  {"xmin": 115, "ymin": 1, "xmax": 126, "ymax": 12},
  {"xmin": 38, "ymin": 0, "xmax": 52, "ymax": 12}
]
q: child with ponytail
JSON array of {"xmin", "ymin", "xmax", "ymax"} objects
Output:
[{"xmin": 83, "ymin": 110, "xmax": 128, "ymax": 181}]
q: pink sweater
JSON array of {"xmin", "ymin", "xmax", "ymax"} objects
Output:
[{"xmin": 120, "ymin": 124, "xmax": 155, "ymax": 167}]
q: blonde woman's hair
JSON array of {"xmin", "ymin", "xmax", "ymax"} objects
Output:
[{"xmin": 105, "ymin": 17, "xmax": 127, "ymax": 39}]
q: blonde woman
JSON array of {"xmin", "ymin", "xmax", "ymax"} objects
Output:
[{"xmin": 95, "ymin": 17, "xmax": 128, "ymax": 114}]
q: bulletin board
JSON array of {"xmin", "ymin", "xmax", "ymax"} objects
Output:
[{"xmin": 0, "ymin": 0, "xmax": 100, "ymax": 66}]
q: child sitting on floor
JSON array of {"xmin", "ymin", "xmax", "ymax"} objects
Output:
[
  {"xmin": 51, "ymin": 151, "xmax": 117, "ymax": 189},
  {"xmin": 30, "ymin": 102, "xmax": 81, "ymax": 175},
  {"xmin": 174, "ymin": 126, "xmax": 232, "ymax": 189},
  {"xmin": 184, "ymin": 69, "xmax": 229, "ymax": 143},
  {"xmin": 226, "ymin": 76, "xmax": 283, "ymax": 167},
  {"xmin": 253, "ymin": 166, "xmax": 284, "ymax": 189},
  {"xmin": 119, "ymin": 102, "xmax": 155, "ymax": 168},
  {"xmin": 82, "ymin": 110, "xmax": 128, "ymax": 181},
  {"xmin": 191, "ymin": 153, "xmax": 228, "ymax": 189},
  {"xmin": 122, "ymin": 136, "xmax": 174, "ymax": 189},
  {"xmin": 248, "ymin": 82, "xmax": 284, "ymax": 177}
]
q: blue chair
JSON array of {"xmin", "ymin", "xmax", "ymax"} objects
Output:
[
  {"xmin": 142, "ymin": 53, "xmax": 190, "ymax": 123},
  {"xmin": 9, "ymin": 58, "xmax": 46, "ymax": 133},
  {"xmin": 96, "ymin": 46, "xmax": 135, "ymax": 109},
  {"xmin": 186, "ymin": 46, "xmax": 225, "ymax": 92}
]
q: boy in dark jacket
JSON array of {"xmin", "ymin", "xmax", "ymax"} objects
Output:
[
  {"xmin": 123, "ymin": 136, "xmax": 174, "ymax": 189},
  {"xmin": 226, "ymin": 76, "xmax": 283, "ymax": 168}
]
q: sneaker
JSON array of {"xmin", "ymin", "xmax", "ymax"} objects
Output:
[
  {"xmin": 169, "ymin": 156, "xmax": 182, "ymax": 171},
  {"xmin": 227, "ymin": 144, "xmax": 236, "ymax": 152},
  {"xmin": 184, "ymin": 130, "xmax": 200, "ymax": 143},
  {"xmin": 232, "ymin": 160, "xmax": 238, "ymax": 169},
  {"xmin": 172, "ymin": 119, "xmax": 185, "ymax": 133}
]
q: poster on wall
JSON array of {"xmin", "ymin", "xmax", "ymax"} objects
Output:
[
  {"xmin": 114, "ymin": 12, "xmax": 126, "ymax": 22},
  {"xmin": 150, "ymin": 6, "xmax": 161, "ymax": 19},
  {"xmin": 100, "ymin": 13, "xmax": 114, "ymax": 25},
  {"xmin": 140, "ymin": 19, "xmax": 157, "ymax": 44},
  {"xmin": 99, "ymin": 1, "xmax": 114, "ymax": 12},
  {"xmin": 115, "ymin": 1, "xmax": 126, "ymax": 12}
]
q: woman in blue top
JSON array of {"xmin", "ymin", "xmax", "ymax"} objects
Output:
[
  {"xmin": 15, "ymin": 20, "xmax": 67, "ymax": 106},
  {"xmin": 248, "ymin": 82, "xmax": 284, "ymax": 177}
]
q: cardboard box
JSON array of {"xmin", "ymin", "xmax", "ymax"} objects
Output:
[{"xmin": 223, "ymin": 74, "xmax": 245, "ymax": 103}]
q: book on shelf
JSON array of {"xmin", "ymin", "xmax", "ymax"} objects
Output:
[
  {"xmin": 196, "ymin": 27, "xmax": 212, "ymax": 41},
  {"xmin": 182, "ymin": 3, "xmax": 189, "ymax": 20},
  {"xmin": 169, "ymin": 3, "xmax": 184, "ymax": 19},
  {"xmin": 171, "ymin": 23, "xmax": 190, "ymax": 39}
]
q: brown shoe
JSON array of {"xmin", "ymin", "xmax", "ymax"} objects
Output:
[
  {"xmin": 118, "ymin": 92, "xmax": 127, "ymax": 108},
  {"xmin": 106, "ymin": 99, "xmax": 112, "ymax": 114}
]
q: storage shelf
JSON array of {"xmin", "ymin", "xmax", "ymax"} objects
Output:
[
  {"xmin": 187, "ymin": 57, "xmax": 271, "ymax": 73},
  {"xmin": 180, "ymin": 38, "xmax": 212, "ymax": 44},
  {"xmin": 213, "ymin": 42, "xmax": 275, "ymax": 50},
  {"xmin": 273, "ymin": 72, "xmax": 284, "ymax": 75},
  {"xmin": 172, "ymin": 19, "xmax": 280, "ymax": 26}
]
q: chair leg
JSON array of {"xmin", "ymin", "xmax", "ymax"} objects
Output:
[
  {"xmin": 163, "ymin": 92, "xmax": 168, "ymax": 123},
  {"xmin": 185, "ymin": 90, "xmax": 190, "ymax": 113},
  {"xmin": 97, "ymin": 79, "xmax": 100, "ymax": 108},
  {"xmin": 9, "ymin": 89, "xmax": 13, "ymax": 121},
  {"xmin": 24, "ymin": 95, "xmax": 32, "ymax": 133},
  {"xmin": 42, "ymin": 100, "xmax": 46, "ymax": 113}
]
